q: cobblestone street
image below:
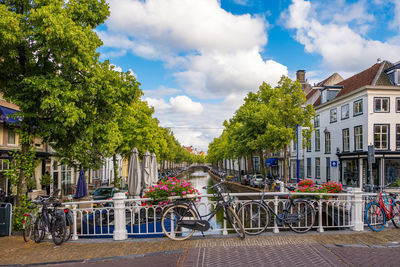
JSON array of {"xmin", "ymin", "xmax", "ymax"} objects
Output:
[{"xmin": 2, "ymin": 229, "xmax": 400, "ymax": 266}]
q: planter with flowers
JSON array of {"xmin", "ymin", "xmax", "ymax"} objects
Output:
[
  {"xmin": 293, "ymin": 179, "xmax": 343, "ymax": 200},
  {"xmin": 142, "ymin": 177, "xmax": 200, "ymax": 207}
]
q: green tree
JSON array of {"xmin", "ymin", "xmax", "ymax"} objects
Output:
[{"xmin": 0, "ymin": 0, "xmax": 141, "ymax": 205}]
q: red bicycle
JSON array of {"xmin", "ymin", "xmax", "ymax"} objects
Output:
[{"xmin": 365, "ymin": 187, "xmax": 400, "ymax": 232}]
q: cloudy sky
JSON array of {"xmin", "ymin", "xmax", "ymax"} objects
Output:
[{"xmin": 97, "ymin": 0, "xmax": 400, "ymax": 152}]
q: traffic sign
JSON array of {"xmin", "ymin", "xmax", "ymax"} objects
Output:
[
  {"xmin": 368, "ymin": 145, "xmax": 375, "ymax": 164},
  {"xmin": 331, "ymin": 161, "xmax": 338, "ymax": 167}
]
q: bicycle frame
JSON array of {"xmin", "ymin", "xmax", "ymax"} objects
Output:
[
  {"xmin": 375, "ymin": 192, "xmax": 395, "ymax": 219},
  {"xmin": 255, "ymin": 181, "xmax": 292, "ymax": 219}
]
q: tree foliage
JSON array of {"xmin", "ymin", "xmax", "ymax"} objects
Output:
[{"xmin": 207, "ymin": 76, "xmax": 315, "ymax": 182}]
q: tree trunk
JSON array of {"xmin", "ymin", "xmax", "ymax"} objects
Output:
[
  {"xmin": 259, "ymin": 150, "xmax": 265, "ymax": 176},
  {"xmin": 283, "ymin": 146, "xmax": 289, "ymax": 184},
  {"xmin": 16, "ymin": 143, "xmax": 30, "ymax": 207},
  {"xmin": 249, "ymin": 153, "xmax": 254, "ymax": 174},
  {"xmin": 112, "ymin": 154, "xmax": 119, "ymax": 188}
]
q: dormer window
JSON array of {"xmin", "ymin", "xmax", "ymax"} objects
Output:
[{"xmin": 385, "ymin": 63, "xmax": 400, "ymax": 86}]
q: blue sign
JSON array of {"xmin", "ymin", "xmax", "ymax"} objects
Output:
[{"xmin": 331, "ymin": 161, "xmax": 338, "ymax": 167}]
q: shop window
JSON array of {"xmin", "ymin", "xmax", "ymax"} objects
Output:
[
  {"xmin": 341, "ymin": 159, "xmax": 359, "ymax": 187},
  {"xmin": 385, "ymin": 159, "xmax": 400, "ymax": 186},
  {"xmin": 396, "ymin": 124, "xmax": 400, "ymax": 151}
]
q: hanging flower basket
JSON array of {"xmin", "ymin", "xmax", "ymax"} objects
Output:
[{"xmin": 293, "ymin": 179, "xmax": 343, "ymax": 200}]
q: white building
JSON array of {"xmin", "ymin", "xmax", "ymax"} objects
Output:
[{"xmin": 303, "ymin": 60, "xmax": 400, "ymax": 189}]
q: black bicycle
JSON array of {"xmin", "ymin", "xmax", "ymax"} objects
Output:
[
  {"xmin": 238, "ymin": 180, "xmax": 315, "ymax": 235},
  {"xmin": 161, "ymin": 179, "xmax": 245, "ymax": 241},
  {"xmin": 33, "ymin": 196, "xmax": 67, "ymax": 245}
]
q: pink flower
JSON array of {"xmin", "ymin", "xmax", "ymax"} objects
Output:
[
  {"xmin": 182, "ymin": 191, "xmax": 186, "ymax": 195},
  {"xmin": 171, "ymin": 192, "xmax": 176, "ymax": 196}
]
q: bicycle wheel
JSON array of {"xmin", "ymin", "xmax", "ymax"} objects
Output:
[
  {"xmin": 64, "ymin": 216, "xmax": 73, "ymax": 242},
  {"xmin": 391, "ymin": 201, "xmax": 400, "ymax": 228},
  {"xmin": 365, "ymin": 202, "xmax": 386, "ymax": 232},
  {"xmin": 237, "ymin": 201, "xmax": 270, "ymax": 235},
  {"xmin": 225, "ymin": 206, "xmax": 245, "ymax": 239},
  {"xmin": 23, "ymin": 215, "xmax": 34, "ymax": 242},
  {"xmin": 33, "ymin": 216, "xmax": 45, "ymax": 243},
  {"xmin": 161, "ymin": 204, "xmax": 199, "ymax": 241},
  {"xmin": 51, "ymin": 218, "xmax": 66, "ymax": 245},
  {"xmin": 288, "ymin": 200, "xmax": 315, "ymax": 233}
]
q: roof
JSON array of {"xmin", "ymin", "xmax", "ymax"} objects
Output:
[{"xmin": 313, "ymin": 61, "xmax": 396, "ymax": 107}]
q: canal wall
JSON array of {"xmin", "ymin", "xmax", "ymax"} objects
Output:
[{"xmin": 208, "ymin": 170, "xmax": 262, "ymax": 194}]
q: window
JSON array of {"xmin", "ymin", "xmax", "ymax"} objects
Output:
[
  {"xmin": 353, "ymin": 99, "xmax": 363, "ymax": 116},
  {"xmin": 396, "ymin": 97, "xmax": 400, "ymax": 113},
  {"xmin": 341, "ymin": 159, "xmax": 359, "ymax": 187},
  {"xmin": 253, "ymin": 156, "xmax": 260, "ymax": 172},
  {"xmin": 306, "ymin": 138, "xmax": 311, "ymax": 152},
  {"xmin": 397, "ymin": 124, "xmax": 400, "ymax": 151},
  {"xmin": 342, "ymin": 128, "xmax": 350, "ymax": 152},
  {"xmin": 315, "ymin": 158, "xmax": 320, "ymax": 179},
  {"xmin": 341, "ymin": 104, "xmax": 349, "ymax": 119},
  {"xmin": 330, "ymin": 108, "xmax": 337, "ymax": 123},
  {"xmin": 8, "ymin": 129, "xmax": 16, "ymax": 145},
  {"xmin": 325, "ymin": 131, "xmax": 331, "ymax": 154},
  {"xmin": 354, "ymin": 126, "xmax": 363, "ymax": 150},
  {"xmin": 315, "ymin": 130, "xmax": 320, "ymax": 151},
  {"xmin": 374, "ymin": 124, "xmax": 389, "ymax": 150},
  {"xmin": 374, "ymin": 97, "xmax": 390, "ymax": 112},
  {"xmin": 307, "ymin": 158, "xmax": 312, "ymax": 178},
  {"xmin": 326, "ymin": 157, "xmax": 331, "ymax": 181},
  {"xmin": 314, "ymin": 115, "xmax": 320, "ymax": 127}
]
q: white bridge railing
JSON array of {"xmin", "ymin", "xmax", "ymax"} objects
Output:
[{"xmin": 63, "ymin": 191, "xmax": 386, "ymax": 241}]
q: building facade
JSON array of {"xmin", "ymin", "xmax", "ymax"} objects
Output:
[{"xmin": 303, "ymin": 60, "xmax": 400, "ymax": 189}]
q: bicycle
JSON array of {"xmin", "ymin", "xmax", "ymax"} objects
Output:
[
  {"xmin": 33, "ymin": 196, "xmax": 67, "ymax": 245},
  {"xmin": 238, "ymin": 180, "xmax": 316, "ymax": 235},
  {"xmin": 365, "ymin": 186, "xmax": 400, "ymax": 232},
  {"xmin": 22, "ymin": 203, "xmax": 38, "ymax": 242},
  {"xmin": 161, "ymin": 179, "xmax": 245, "ymax": 241}
]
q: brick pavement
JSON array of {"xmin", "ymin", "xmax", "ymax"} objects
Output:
[{"xmin": 2, "ymin": 229, "xmax": 400, "ymax": 266}]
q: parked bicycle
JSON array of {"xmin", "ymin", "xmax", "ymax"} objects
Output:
[
  {"xmin": 238, "ymin": 180, "xmax": 316, "ymax": 235},
  {"xmin": 161, "ymin": 179, "xmax": 245, "ymax": 241},
  {"xmin": 365, "ymin": 186, "xmax": 400, "ymax": 232},
  {"xmin": 33, "ymin": 196, "xmax": 67, "ymax": 245},
  {"xmin": 22, "ymin": 203, "xmax": 38, "ymax": 242}
]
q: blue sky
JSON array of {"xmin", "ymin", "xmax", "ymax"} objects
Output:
[{"xmin": 98, "ymin": 0, "xmax": 400, "ymax": 152}]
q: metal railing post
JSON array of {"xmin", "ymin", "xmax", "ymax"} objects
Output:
[
  {"xmin": 273, "ymin": 196, "xmax": 279, "ymax": 233},
  {"xmin": 317, "ymin": 199, "xmax": 324, "ymax": 233},
  {"xmin": 113, "ymin": 193, "xmax": 128, "ymax": 240},
  {"xmin": 71, "ymin": 204, "xmax": 78, "ymax": 240},
  {"xmin": 351, "ymin": 190, "xmax": 364, "ymax": 231}
]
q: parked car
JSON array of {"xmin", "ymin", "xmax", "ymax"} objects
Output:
[
  {"xmin": 240, "ymin": 175, "xmax": 251, "ymax": 185},
  {"xmin": 250, "ymin": 174, "xmax": 264, "ymax": 188},
  {"xmin": 92, "ymin": 187, "xmax": 123, "ymax": 207}
]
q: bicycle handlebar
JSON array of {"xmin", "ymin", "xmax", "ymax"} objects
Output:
[{"xmin": 202, "ymin": 178, "xmax": 226, "ymax": 190}]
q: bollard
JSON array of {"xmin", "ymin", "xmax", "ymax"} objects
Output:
[
  {"xmin": 113, "ymin": 193, "xmax": 128, "ymax": 240},
  {"xmin": 317, "ymin": 199, "xmax": 324, "ymax": 233},
  {"xmin": 273, "ymin": 196, "xmax": 279, "ymax": 233}
]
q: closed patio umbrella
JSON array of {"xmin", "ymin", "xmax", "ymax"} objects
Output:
[
  {"xmin": 127, "ymin": 147, "xmax": 141, "ymax": 198},
  {"xmin": 150, "ymin": 153, "xmax": 158, "ymax": 185},
  {"xmin": 142, "ymin": 151, "xmax": 151, "ymax": 191},
  {"xmin": 75, "ymin": 170, "xmax": 87, "ymax": 198}
]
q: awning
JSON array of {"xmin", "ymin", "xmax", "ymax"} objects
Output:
[
  {"xmin": 0, "ymin": 106, "xmax": 19, "ymax": 124},
  {"xmin": 265, "ymin": 158, "xmax": 278, "ymax": 167}
]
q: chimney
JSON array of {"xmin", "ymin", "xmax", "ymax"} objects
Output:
[
  {"xmin": 377, "ymin": 58, "xmax": 382, "ymax": 63},
  {"xmin": 296, "ymin": 70, "xmax": 306, "ymax": 83}
]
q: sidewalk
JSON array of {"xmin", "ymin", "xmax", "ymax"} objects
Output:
[{"xmin": 2, "ymin": 229, "xmax": 400, "ymax": 266}]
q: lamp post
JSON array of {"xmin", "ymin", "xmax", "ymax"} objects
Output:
[{"xmin": 296, "ymin": 124, "xmax": 299, "ymax": 183}]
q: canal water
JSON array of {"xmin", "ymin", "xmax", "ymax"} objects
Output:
[{"xmin": 181, "ymin": 170, "xmax": 224, "ymax": 234}]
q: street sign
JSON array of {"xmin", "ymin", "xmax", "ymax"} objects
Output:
[
  {"xmin": 368, "ymin": 145, "xmax": 375, "ymax": 164},
  {"xmin": 331, "ymin": 161, "xmax": 338, "ymax": 167}
]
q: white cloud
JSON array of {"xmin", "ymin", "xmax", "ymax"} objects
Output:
[
  {"xmin": 170, "ymin": 95, "xmax": 204, "ymax": 114},
  {"xmin": 143, "ymin": 86, "xmax": 182, "ymax": 99},
  {"xmin": 102, "ymin": 0, "xmax": 287, "ymax": 98},
  {"xmin": 282, "ymin": 0, "xmax": 400, "ymax": 72}
]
